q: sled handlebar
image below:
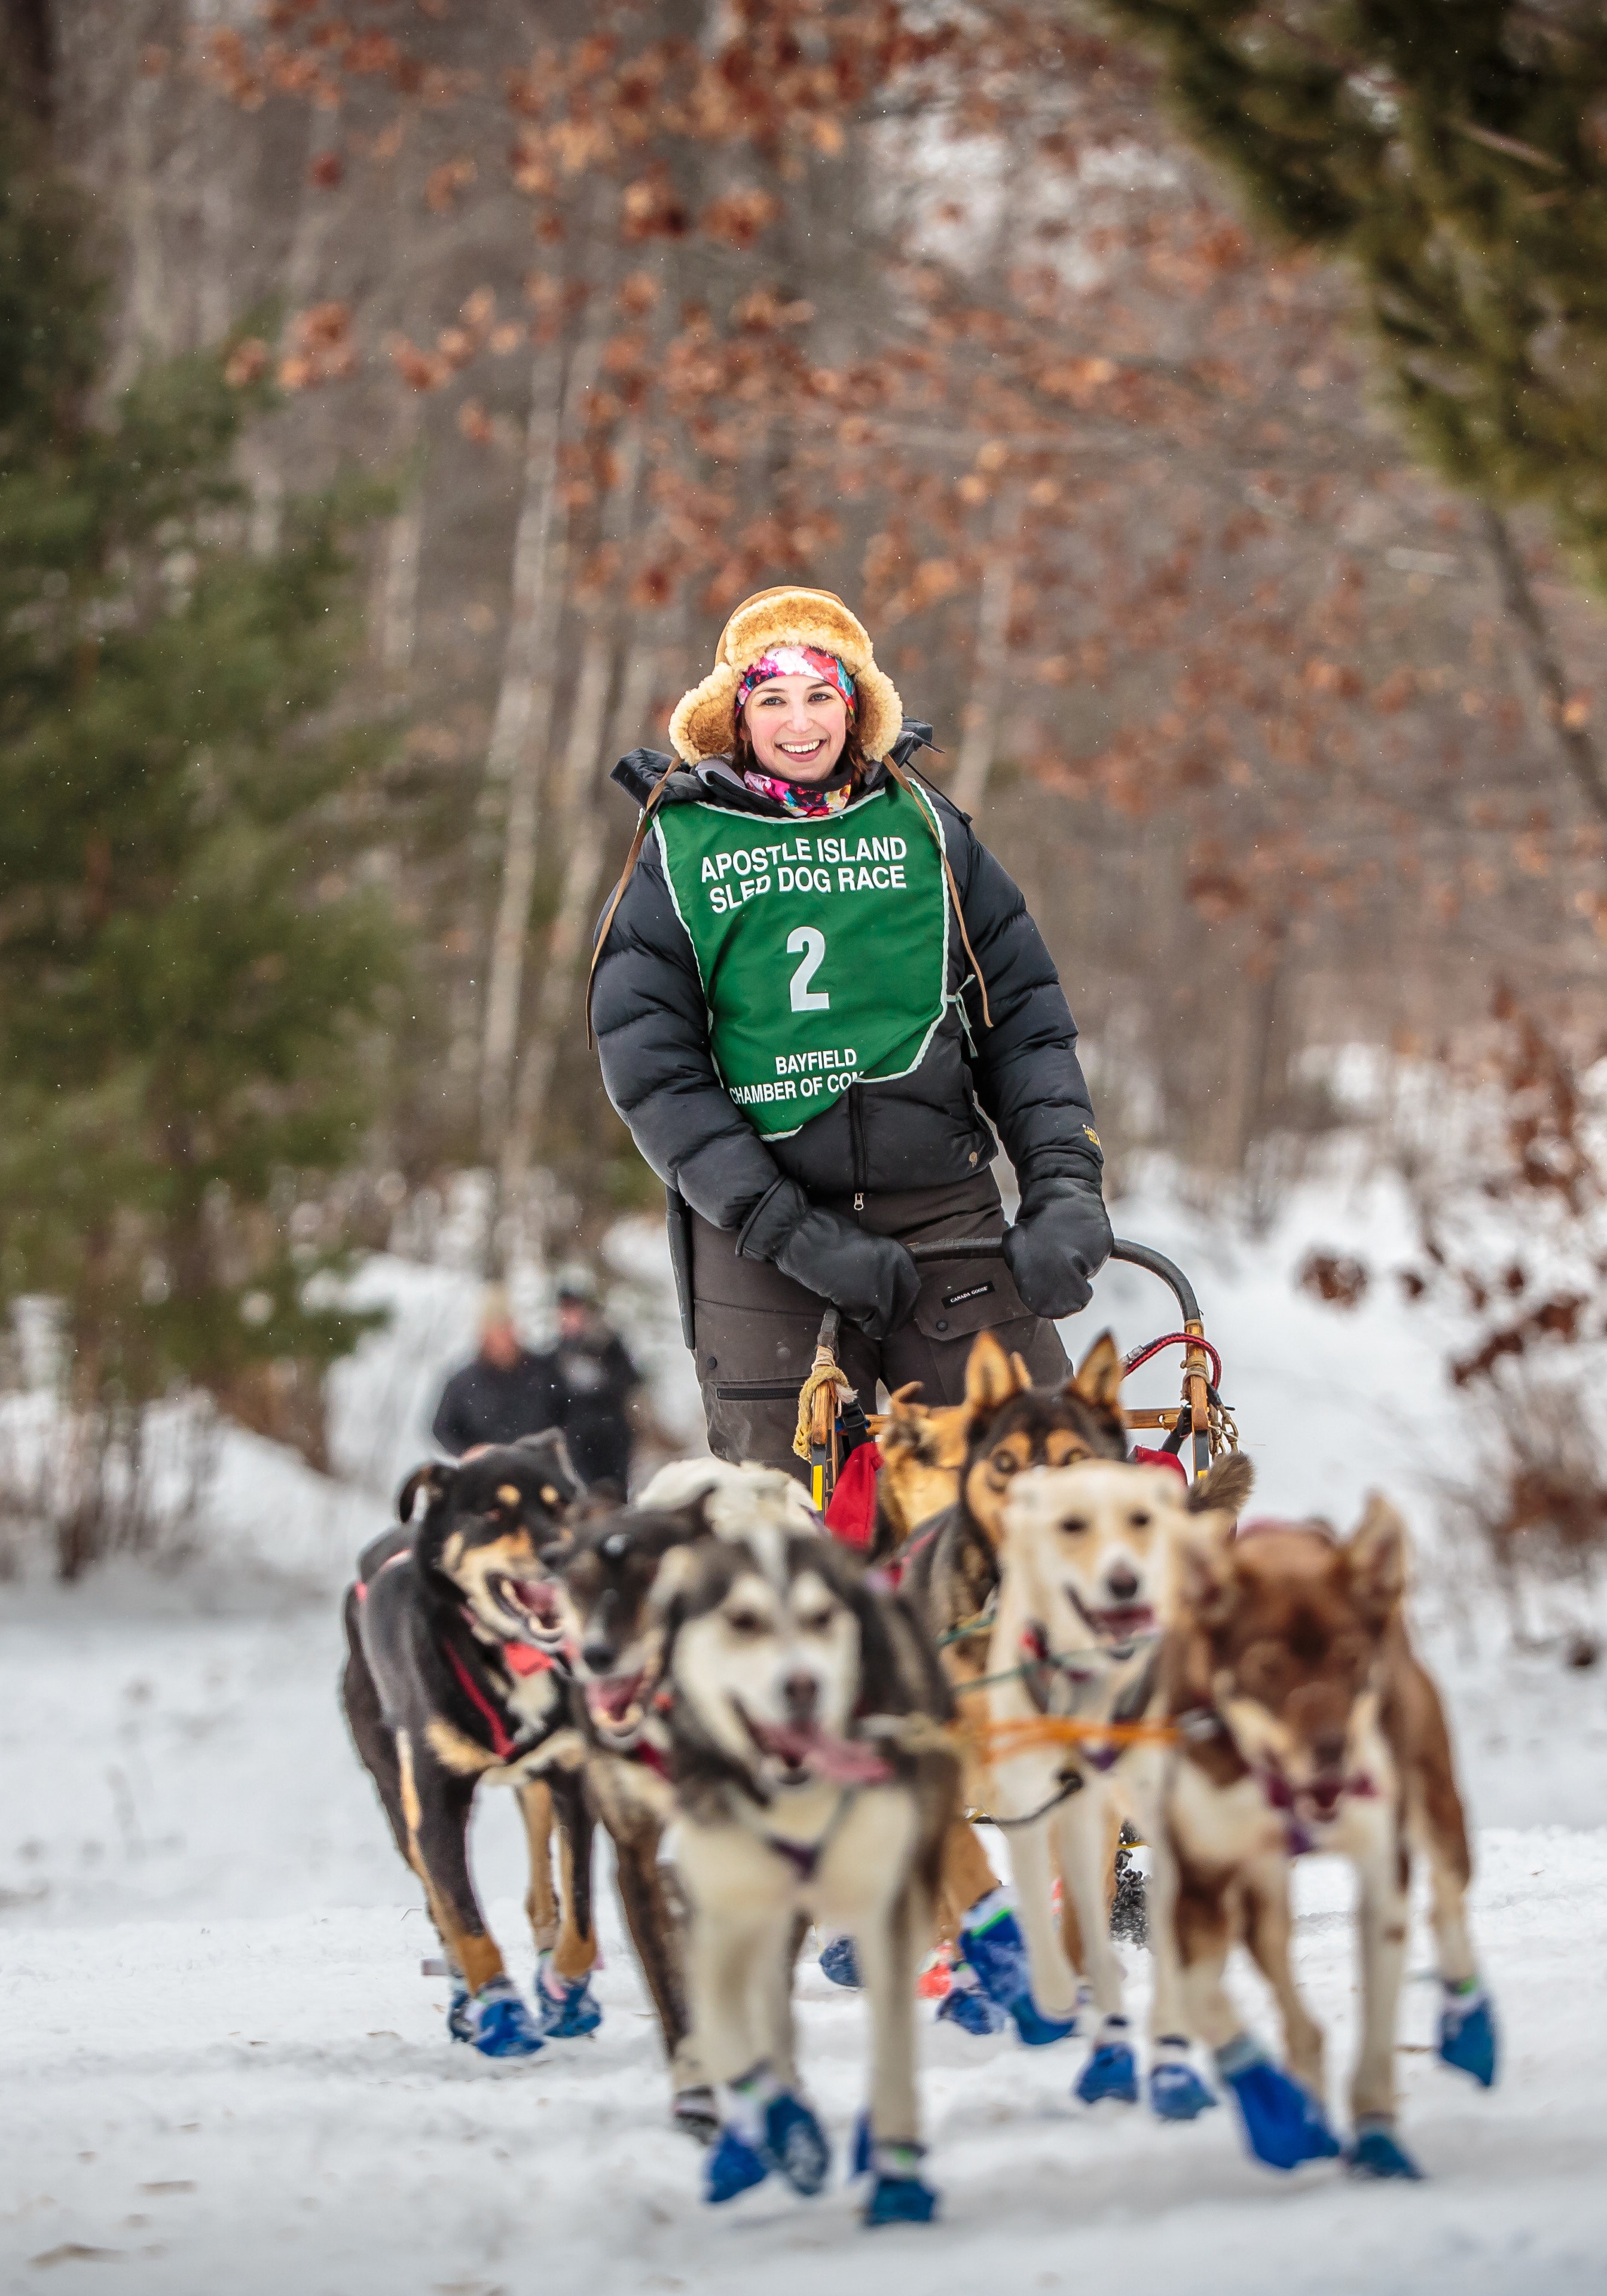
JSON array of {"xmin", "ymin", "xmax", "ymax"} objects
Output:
[{"xmin": 903, "ymin": 1234, "xmax": 1201, "ymax": 1327}]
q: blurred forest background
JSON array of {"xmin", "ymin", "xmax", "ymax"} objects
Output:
[{"xmin": 4, "ymin": 0, "xmax": 1607, "ymax": 1589}]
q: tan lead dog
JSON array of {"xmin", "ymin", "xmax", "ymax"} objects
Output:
[
  {"xmin": 985, "ymin": 1454, "xmax": 1246, "ymax": 2115},
  {"xmin": 1150, "ymin": 1498, "xmax": 1498, "ymax": 2178}
]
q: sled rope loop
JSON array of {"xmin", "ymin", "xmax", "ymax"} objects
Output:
[
  {"xmin": 793, "ymin": 1346, "xmax": 856, "ymax": 1468},
  {"xmin": 583, "ymin": 752, "xmax": 992, "ymax": 1048}
]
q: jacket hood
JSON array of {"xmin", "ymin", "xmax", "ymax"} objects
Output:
[{"xmin": 610, "ymin": 721, "xmax": 937, "ymax": 816}]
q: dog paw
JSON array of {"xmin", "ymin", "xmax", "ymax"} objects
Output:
[
  {"xmin": 1347, "ymin": 2118, "xmax": 1425, "ymax": 2182},
  {"xmin": 1148, "ymin": 2059, "xmax": 1217, "ymax": 2120},
  {"xmin": 1077, "ymin": 2039, "xmax": 1138, "ymax": 2105},
  {"xmin": 1010, "ymin": 1995, "xmax": 1080, "ymax": 2048},
  {"xmin": 1438, "ymin": 1983, "xmax": 1498, "ymax": 2089},
  {"xmin": 935, "ymin": 1974, "xmax": 1009, "ymax": 2037},
  {"xmin": 863, "ymin": 2142, "xmax": 937, "ymax": 2225},
  {"xmin": 955, "ymin": 1892, "xmax": 1031, "ymax": 2011},
  {"xmin": 534, "ymin": 1958, "xmax": 602, "ymax": 2039},
  {"xmin": 460, "ymin": 1975, "xmax": 546, "ymax": 2059},
  {"xmin": 673, "ymin": 2086, "xmax": 721, "ymax": 2146},
  {"xmin": 1217, "ymin": 2040, "xmax": 1340, "ymax": 2171},
  {"xmin": 704, "ymin": 2127, "xmax": 771, "ymax": 2205},
  {"xmin": 764, "ymin": 2091, "xmax": 831, "ymax": 2197},
  {"xmin": 818, "ymin": 1932, "xmax": 863, "ymax": 1990}
]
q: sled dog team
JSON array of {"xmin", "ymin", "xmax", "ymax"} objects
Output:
[{"xmin": 341, "ymin": 1330, "xmax": 1499, "ymax": 2227}]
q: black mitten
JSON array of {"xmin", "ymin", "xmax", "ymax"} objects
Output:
[
  {"xmin": 738, "ymin": 1179, "xmax": 920, "ymax": 1341},
  {"xmin": 1002, "ymin": 1178, "xmax": 1113, "ymax": 1320}
]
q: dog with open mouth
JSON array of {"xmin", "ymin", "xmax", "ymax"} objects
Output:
[
  {"xmin": 546, "ymin": 1458, "xmax": 824, "ymax": 2141},
  {"xmin": 872, "ymin": 1329, "xmax": 1132, "ymax": 2041},
  {"xmin": 983, "ymin": 1452, "xmax": 1249, "ymax": 2118},
  {"xmin": 340, "ymin": 1433, "xmax": 600, "ymax": 2059},
  {"xmin": 658, "ymin": 1498, "xmax": 959, "ymax": 2227},
  {"xmin": 1148, "ymin": 1496, "xmax": 1498, "ymax": 2181}
]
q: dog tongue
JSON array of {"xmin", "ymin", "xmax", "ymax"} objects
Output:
[
  {"xmin": 759, "ymin": 1721, "xmax": 889, "ymax": 1785},
  {"xmin": 589, "ymin": 1674, "xmax": 643, "ymax": 1723}
]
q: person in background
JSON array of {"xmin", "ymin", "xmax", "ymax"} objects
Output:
[
  {"xmin": 537, "ymin": 1265, "xmax": 640, "ymax": 1498},
  {"xmin": 431, "ymin": 1285, "xmax": 565, "ymax": 1458}
]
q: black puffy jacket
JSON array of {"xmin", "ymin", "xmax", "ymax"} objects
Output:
[{"xmin": 591, "ymin": 725, "xmax": 1102, "ymax": 1230}]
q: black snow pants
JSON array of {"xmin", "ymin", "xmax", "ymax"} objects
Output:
[{"xmin": 686, "ymin": 1171, "xmax": 1069, "ymax": 1481}]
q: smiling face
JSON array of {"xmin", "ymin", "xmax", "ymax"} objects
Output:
[
  {"xmin": 1004, "ymin": 1460, "xmax": 1209, "ymax": 1651},
  {"xmin": 411, "ymin": 1436, "xmax": 582, "ymax": 1649},
  {"xmin": 672, "ymin": 1536, "xmax": 863, "ymax": 1789},
  {"xmin": 741, "ymin": 671, "xmax": 850, "ymax": 784}
]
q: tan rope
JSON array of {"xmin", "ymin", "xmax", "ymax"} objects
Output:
[{"xmin": 792, "ymin": 1345, "xmax": 857, "ymax": 1465}]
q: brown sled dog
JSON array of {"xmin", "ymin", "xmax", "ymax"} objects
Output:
[
  {"xmin": 340, "ymin": 1434, "xmax": 600, "ymax": 2059},
  {"xmin": 880, "ymin": 1331, "xmax": 1129, "ymax": 1973},
  {"xmin": 1152, "ymin": 1497, "xmax": 1498, "ymax": 2176}
]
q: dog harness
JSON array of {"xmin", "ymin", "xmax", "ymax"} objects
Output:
[{"xmin": 653, "ymin": 775, "xmax": 953, "ymax": 1140}]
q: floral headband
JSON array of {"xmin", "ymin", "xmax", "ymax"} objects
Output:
[{"xmin": 735, "ymin": 644, "xmax": 857, "ymax": 717}]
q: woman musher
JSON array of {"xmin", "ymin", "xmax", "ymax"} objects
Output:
[{"xmin": 588, "ymin": 585, "xmax": 1112, "ymax": 2038}]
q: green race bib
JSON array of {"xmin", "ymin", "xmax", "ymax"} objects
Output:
[{"xmin": 655, "ymin": 778, "xmax": 951, "ymax": 1138}]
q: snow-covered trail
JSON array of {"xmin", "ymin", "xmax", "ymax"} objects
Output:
[
  {"xmin": 2, "ymin": 1587, "xmax": 1605, "ymax": 2296},
  {"xmin": 2, "ymin": 1837, "xmax": 1604, "ymax": 2296}
]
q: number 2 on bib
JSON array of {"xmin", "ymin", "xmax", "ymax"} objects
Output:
[{"xmin": 787, "ymin": 926, "xmax": 830, "ymax": 1012}]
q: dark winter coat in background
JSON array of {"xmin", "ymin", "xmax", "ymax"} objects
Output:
[
  {"xmin": 432, "ymin": 1349, "xmax": 567, "ymax": 1458},
  {"xmin": 538, "ymin": 1331, "xmax": 640, "ymax": 1492},
  {"xmin": 592, "ymin": 728, "xmax": 1102, "ymax": 1232}
]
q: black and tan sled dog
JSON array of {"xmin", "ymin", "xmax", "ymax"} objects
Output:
[{"xmin": 340, "ymin": 1433, "xmax": 600, "ymax": 2059}]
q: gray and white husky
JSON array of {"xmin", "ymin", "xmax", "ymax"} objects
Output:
[{"xmin": 660, "ymin": 1480, "xmax": 958, "ymax": 2227}]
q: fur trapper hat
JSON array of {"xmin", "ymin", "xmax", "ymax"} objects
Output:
[{"xmin": 668, "ymin": 586, "xmax": 904, "ymax": 764}]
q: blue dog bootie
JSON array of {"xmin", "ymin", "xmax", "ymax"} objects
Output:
[
  {"xmin": 1438, "ymin": 1978, "xmax": 1499, "ymax": 2089},
  {"xmin": 1215, "ymin": 2035, "xmax": 1340, "ymax": 2170},
  {"xmin": 458, "ymin": 1973, "xmax": 546, "ymax": 2059},
  {"xmin": 863, "ymin": 2140, "xmax": 939, "ymax": 2228},
  {"xmin": 705, "ymin": 2127, "xmax": 771, "ymax": 2205},
  {"xmin": 1348, "ymin": 2115, "xmax": 1425, "ymax": 2181},
  {"xmin": 956, "ymin": 1889, "xmax": 1078, "ymax": 2047},
  {"xmin": 534, "ymin": 1952, "xmax": 603, "ymax": 2039},
  {"xmin": 1076, "ymin": 2014, "xmax": 1139, "ymax": 2105},
  {"xmin": 764, "ymin": 2089, "xmax": 832, "ymax": 2196},
  {"xmin": 819, "ymin": 1931, "xmax": 863, "ymax": 1990},
  {"xmin": 1148, "ymin": 2034, "xmax": 1218, "ymax": 2121},
  {"xmin": 705, "ymin": 2066, "xmax": 831, "ymax": 2205},
  {"xmin": 446, "ymin": 1973, "xmax": 474, "ymax": 2042},
  {"xmin": 935, "ymin": 1958, "xmax": 1009, "ymax": 2037}
]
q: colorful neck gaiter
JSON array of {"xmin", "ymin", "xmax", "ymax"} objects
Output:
[{"xmin": 740, "ymin": 766, "xmax": 855, "ymax": 817}]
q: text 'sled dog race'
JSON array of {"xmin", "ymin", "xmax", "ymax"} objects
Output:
[{"xmin": 655, "ymin": 776, "xmax": 951, "ymax": 1138}]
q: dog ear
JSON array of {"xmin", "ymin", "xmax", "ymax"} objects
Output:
[
  {"xmin": 1176, "ymin": 1513, "xmax": 1236, "ymax": 1628},
  {"xmin": 1187, "ymin": 1451, "xmax": 1254, "ymax": 1520},
  {"xmin": 1345, "ymin": 1492, "xmax": 1409, "ymax": 1624},
  {"xmin": 964, "ymin": 1330, "xmax": 1024, "ymax": 1415},
  {"xmin": 1067, "ymin": 1331, "xmax": 1123, "ymax": 1413},
  {"xmin": 398, "ymin": 1461, "xmax": 451, "ymax": 1525}
]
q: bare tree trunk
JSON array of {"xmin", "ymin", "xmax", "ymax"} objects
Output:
[
  {"xmin": 949, "ymin": 489, "xmax": 1019, "ymax": 814},
  {"xmin": 504, "ymin": 636, "xmax": 664, "ymax": 1188},
  {"xmin": 1481, "ymin": 503, "xmax": 1607, "ymax": 828},
  {"xmin": 107, "ymin": 36, "xmax": 167, "ymax": 395},
  {"xmin": 476, "ymin": 315, "xmax": 606, "ymax": 1161},
  {"xmin": 2, "ymin": 0, "xmax": 56, "ymax": 125},
  {"xmin": 375, "ymin": 391, "xmax": 424, "ymax": 679}
]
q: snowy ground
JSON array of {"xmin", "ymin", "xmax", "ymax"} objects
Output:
[{"xmin": 3, "ymin": 1168, "xmax": 1605, "ymax": 2293}]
